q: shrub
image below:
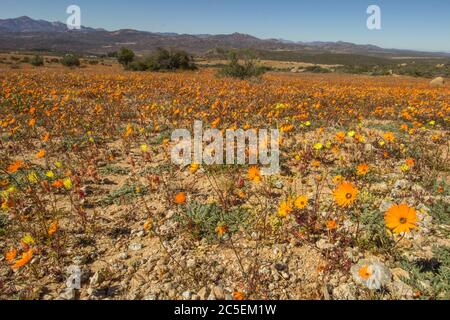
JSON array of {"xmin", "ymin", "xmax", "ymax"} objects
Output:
[
  {"xmin": 304, "ymin": 65, "xmax": 330, "ymax": 73},
  {"xmin": 143, "ymin": 48, "xmax": 197, "ymax": 71},
  {"xmin": 127, "ymin": 60, "xmax": 149, "ymax": 71},
  {"xmin": 107, "ymin": 51, "xmax": 118, "ymax": 58},
  {"xmin": 125, "ymin": 48, "xmax": 197, "ymax": 72},
  {"xmin": 402, "ymin": 246, "xmax": 450, "ymax": 299},
  {"xmin": 117, "ymin": 47, "xmax": 135, "ymax": 67},
  {"xmin": 61, "ymin": 54, "xmax": 80, "ymax": 67},
  {"xmin": 217, "ymin": 51, "xmax": 266, "ymax": 79},
  {"xmin": 173, "ymin": 202, "xmax": 249, "ymax": 242},
  {"xmin": 30, "ymin": 55, "xmax": 44, "ymax": 67}
]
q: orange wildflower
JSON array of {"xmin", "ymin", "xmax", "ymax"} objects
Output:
[
  {"xmin": 5, "ymin": 248, "xmax": 17, "ymax": 262},
  {"xmin": 48, "ymin": 221, "xmax": 58, "ymax": 236},
  {"xmin": 384, "ymin": 204, "xmax": 417, "ymax": 234},
  {"xmin": 383, "ymin": 132, "xmax": 395, "ymax": 142},
  {"xmin": 356, "ymin": 163, "xmax": 369, "ymax": 176},
  {"xmin": 7, "ymin": 160, "xmax": 23, "ymax": 173},
  {"xmin": 406, "ymin": 158, "xmax": 415, "ymax": 167},
  {"xmin": 326, "ymin": 220, "xmax": 338, "ymax": 230},
  {"xmin": 174, "ymin": 192, "xmax": 187, "ymax": 204},
  {"xmin": 12, "ymin": 249, "xmax": 33, "ymax": 271},
  {"xmin": 143, "ymin": 219, "xmax": 153, "ymax": 231},
  {"xmin": 36, "ymin": 149, "xmax": 46, "ymax": 159},
  {"xmin": 333, "ymin": 182, "xmax": 358, "ymax": 207},
  {"xmin": 42, "ymin": 132, "xmax": 50, "ymax": 142},
  {"xmin": 216, "ymin": 225, "xmax": 227, "ymax": 236},
  {"xmin": 52, "ymin": 180, "xmax": 64, "ymax": 188},
  {"xmin": 294, "ymin": 195, "xmax": 308, "ymax": 209},
  {"xmin": 278, "ymin": 199, "xmax": 293, "ymax": 218},
  {"xmin": 247, "ymin": 166, "xmax": 261, "ymax": 183},
  {"xmin": 233, "ymin": 292, "xmax": 245, "ymax": 300},
  {"xmin": 335, "ymin": 132, "xmax": 346, "ymax": 143}
]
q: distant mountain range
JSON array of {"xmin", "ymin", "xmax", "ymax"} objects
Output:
[
  {"xmin": 1, "ymin": 16, "xmax": 449, "ymax": 58},
  {"xmin": 0, "ymin": 16, "xmax": 103, "ymax": 33}
]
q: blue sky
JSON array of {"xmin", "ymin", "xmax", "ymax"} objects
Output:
[{"xmin": 1, "ymin": 0, "xmax": 449, "ymax": 52}]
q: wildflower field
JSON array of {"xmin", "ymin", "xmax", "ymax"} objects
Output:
[{"xmin": 1, "ymin": 64, "xmax": 449, "ymax": 300}]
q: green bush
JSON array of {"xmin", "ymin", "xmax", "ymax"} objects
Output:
[
  {"xmin": 126, "ymin": 48, "xmax": 197, "ymax": 72},
  {"xmin": 127, "ymin": 60, "xmax": 149, "ymax": 71},
  {"xmin": 336, "ymin": 62, "xmax": 450, "ymax": 78},
  {"xmin": 304, "ymin": 65, "xmax": 331, "ymax": 73},
  {"xmin": 61, "ymin": 54, "xmax": 80, "ymax": 67},
  {"xmin": 30, "ymin": 55, "xmax": 44, "ymax": 66},
  {"xmin": 217, "ymin": 51, "xmax": 266, "ymax": 79},
  {"xmin": 117, "ymin": 47, "xmax": 135, "ymax": 67}
]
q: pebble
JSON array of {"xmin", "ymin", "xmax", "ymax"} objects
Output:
[
  {"xmin": 129, "ymin": 243, "xmax": 143, "ymax": 251},
  {"xmin": 118, "ymin": 252, "xmax": 129, "ymax": 260},
  {"xmin": 182, "ymin": 291, "xmax": 192, "ymax": 300},
  {"xmin": 186, "ymin": 258, "xmax": 196, "ymax": 269}
]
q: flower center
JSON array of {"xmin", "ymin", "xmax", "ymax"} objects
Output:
[
  {"xmin": 399, "ymin": 217, "xmax": 407, "ymax": 224},
  {"xmin": 346, "ymin": 193, "xmax": 353, "ymax": 199}
]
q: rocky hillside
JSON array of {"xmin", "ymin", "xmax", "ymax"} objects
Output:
[{"xmin": 1, "ymin": 16, "xmax": 449, "ymax": 58}]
